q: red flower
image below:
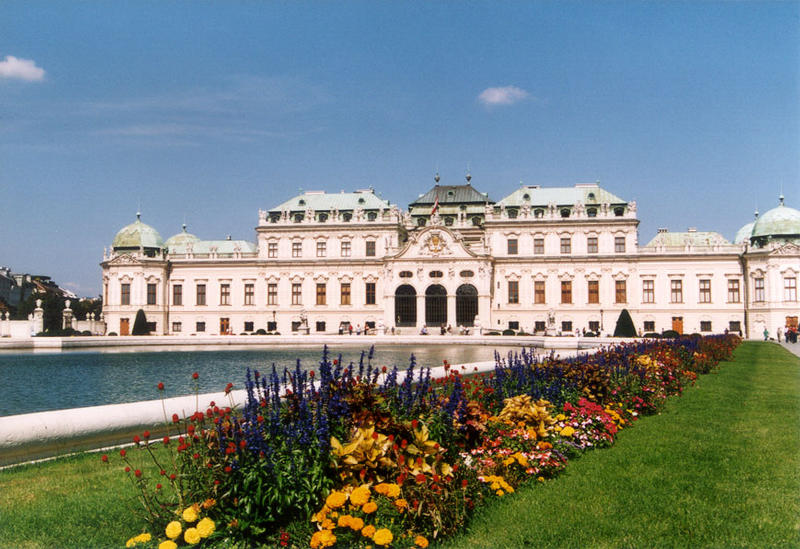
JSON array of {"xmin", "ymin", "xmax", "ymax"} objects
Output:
[
  {"xmin": 157, "ymin": 382, "xmax": 164, "ymax": 391},
  {"xmin": 192, "ymin": 453, "xmax": 200, "ymax": 460},
  {"xmin": 359, "ymin": 469, "xmax": 367, "ymax": 479},
  {"xmin": 388, "ymin": 434, "xmax": 395, "ymax": 442},
  {"xmin": 371, "ymin": 432, "xmax": 379, "ymax": 440},
  {"xmin": 119, "ymin": 449, "xmax": 126, "ymax": 457},
  {"xmin": 101, "ymin": 454, "xmax": 108, "ymax": 463},
  {"xmin": 333, "ymin": 359, "xmax": 338, "ymax": 365},
  {"xmin": 170, "ymin": 473, "xmax": 176, "ymax": 480},
  {"xmin": 309, "ymin": 371, "xmax": 315, "ymax": 378},
  {"xmin": 142, "ymin": 430, "xmax": 150, "ymax": 439},
  {"xmin": 156, "ymin": 483, "xmax": 162, "ymax": 490},
  {"xmin": 192, "ymin": 372, "xmax": 199, "ymax": 379},
  {"xmin": 163, "ymin": 436, "xmax": 170, "ymax": 445},
  {"xmin": 172, "ymin": 413, "xmax": 180, "ymax": 424},
  {"xmin": 461, "ymin": 479, "xmax": 469, "ymax": 489},
  {"xmin": 133, "ymin": 435, "xmax": 141, "ymax": 444},
  {"xmin": 134, "ymin": 469, "xmax": 142, "ymax": 478},
  {"xmin": 381, "ymin": 365, "xmax": 387, "ymax": 373},
  {"xmin": 415, "ymin": 473, "xmax": 425, "ymax": 484},
  {"xmin": 412, "ymin": 419, "xmax": 419, "ymax": 429},
  {"xmin": 225, "ymin": 382, "xmax": 234, "ymax": 394},
  {"xmin": 214, "ymin": 479, "xmax": 220, "ymax": 485},
  {"xmin": 224, "ymin": 466, "xmax": 232, "ymax": 473},
  {"xmin": 124, "ymin": 466, "xmax": 131, "ymax": 473}
]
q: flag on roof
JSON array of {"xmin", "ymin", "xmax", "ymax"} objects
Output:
[{"xmin": 431, "ymin": 196, "xmax": 439, "ymax": 216}]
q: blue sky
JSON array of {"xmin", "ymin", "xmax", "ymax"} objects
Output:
[{"xmin": 1, "ymin": 1, "xmax": 798, "ymax": 297}]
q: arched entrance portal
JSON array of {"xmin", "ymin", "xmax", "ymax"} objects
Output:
[
  {"xmin": 425, "ymin": 284, "xmax": 447, "ymax": 326},
  {"xmin": 394, "ymin": 285, "xmax": 416, "ymax": 327},
  {"xmin": 456, "ymin": 284, "xmax": 478, "ymax": 326}
]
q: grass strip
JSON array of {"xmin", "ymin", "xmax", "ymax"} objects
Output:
[{"xmin": 442, "ymin": 342, "xmax": 800, "ymax": 548}]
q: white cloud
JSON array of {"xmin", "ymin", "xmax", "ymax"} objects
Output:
[
  {"xmin": 478, "ymin": 85, "xmax": 529, "ymax": 106},
  {"xmin": 0, "ymin": 55, "xmax": 45, "ymax": 81}
]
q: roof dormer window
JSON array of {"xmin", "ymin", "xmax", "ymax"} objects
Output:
[
  {"xmin": 298, "ymin": 199, "xmax": 306, "ymax": 206},
  {"xmin": 560, "ymin": 208, "xmax": 570, "ymax": 218}
]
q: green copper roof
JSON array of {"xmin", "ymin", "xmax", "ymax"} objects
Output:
[
  {"xmin": 112, "ymin": 215, "xmax": 164, "ymax": 249},
  {"xmin": 644, "ymin": 230, "xmax": 731, "ymax": 248},
  {"xmin": 498, "ymin": 184, "xmax": 626, "ymax": 207},
  {"xmin": 165, "ymin": 225, "xmax": 200, "ymax": 249},
  {"xmin": 410, "ymin": 184, "xmax": 492, "ymax": 207},
  {"xmin": 751, "ymin": 200, "xmax": 800, "ymax": 238},
  {"xmin": 733, "ymin": 221, "xmax": 754, "ymax": 244},
  {"xmin": 270, "ymin": 190, "xmax": 391, "ymax": 212}
]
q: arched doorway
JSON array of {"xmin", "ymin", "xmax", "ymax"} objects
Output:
[
  {"xmin": 456, "ymin": 284, "xmax": 478, "ymax": 326},
  {"xmin": 394, "ymin": 285, "xmax": 416, "ymax": 327},
  {"xmin": 425, "ymin": 284, "xmax": 447, "ymax": 326}
]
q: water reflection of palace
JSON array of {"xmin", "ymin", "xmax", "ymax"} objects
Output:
[{"xmin": 102, "ymin": 176, "xmax": 800, "ymax": 338}]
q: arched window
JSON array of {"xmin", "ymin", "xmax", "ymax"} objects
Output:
[
  {"xmin": 399, "ymin": 271, "xmax": 413, "ymax": 278},
  {"xmin": 429, "ymin": 271, "xmax": 443, "ymax": 278},
  {"xmin": 507, "ymin": 208, "xmax": 518, "ymax": 219},
  {"xmin": 459, "ymin": 270, "xmax": 474, "ymax": 278},
  {"xmin": 587, "ymin": 208, "xmax": 597, "ymax": 218},
  {"xmin": 367, "ymin": 211, "xmax": 377, "ymax": 221},
  {"xmin": 456, "ymin": 284, "xmax": 478, "ymax": 326},
  {"xmin": 417, "ymin": 218, "xmax": 427, "ymax": 227},
  {"xmin": 534, "ymin": 209, "xmax": 545, "ymax": 218},
  {"xmin": 614, "ymin": 207, "xmax": 625, "ymax": 217},
  {"xmin": 425, "ymin": 285, "xmax": 447, "ymax": 326},
  {"xmin": 318, "ymin": 213, "xmax": 328, "ymax": 222},
  {"xmin": 560, "ymin": 208, "xmax": 570, "ymax": 218},
  {"xmin": 394, "ymin": 285, "xmax": 416, "ymax": 327}
]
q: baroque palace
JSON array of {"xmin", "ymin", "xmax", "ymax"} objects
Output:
[{"xmin": 101, "ymin": 177, "xmax": 800, "ymax": 339}]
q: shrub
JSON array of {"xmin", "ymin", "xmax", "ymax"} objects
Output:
[
  {"xmin": 107, "ymin": 332, "xmax": 118, "ymax": 336},
  {"xmin": 502, "ymin": 329, "xmax": 516, "ymax": 336},
  {"xmin": 131, "ymin": 309, "xmax": 149, "ymax": 335},
  {"xmin": 81, "ymin": 330, "xmax": 92, "ymax": 336},
  {"xmin": 613, "ymin": 309, "xmax": 636, "ymax": 337},
  {"xmin": 255, "ymin": 328, "xmax": 267, "ymax": 335},
  {"xmin": 643, "ymin": 332, "xmax": 660, "ymax": 339},
  {"xmin": 662, "ymin": 330, "xmax": 680, "ymax": 338}
]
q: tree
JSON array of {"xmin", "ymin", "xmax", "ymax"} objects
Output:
[
  {"xmin": 132, "ymin": 309, "xmax": 149, "ymax": 335},
  {"xmin": 613, "ymin": 308, "xmax": 637, "ymax": 337}
]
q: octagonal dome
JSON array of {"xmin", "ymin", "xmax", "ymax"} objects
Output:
[
  {"xmin": 751, "ymin": 198, "xmax": 800, "ymax": 239},
  {"xmin": 733, "ymin": 221, "xmax": 754, "ymax": 244},
  {"xmin": 112, "ymin": 213, "xmax": 164, "ymax": 250},
  {"xmin": 165, "ymin": 224, "xmax": 200, "ymax": 249}
]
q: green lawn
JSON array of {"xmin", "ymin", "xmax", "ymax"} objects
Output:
[
  {"xmin": 442, "ymin": 342, "xmax": 800, "ymax": 548},
  {"xmin": 1, "ymin": 342, "xmax": 797, "ymax": 548}
]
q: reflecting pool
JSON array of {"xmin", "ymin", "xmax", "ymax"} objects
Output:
[{"xmin": 0, "ymin": 344, "xmax": 533, "ymax": 416}]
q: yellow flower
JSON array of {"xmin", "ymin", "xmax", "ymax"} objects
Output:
[
  {"xmin": 325, "ymin": 490, "xmax": 347, "ymax": 509},
  {"xmin": 362, "ymin": 501, "xmax": 378, "ymax": 514},
  {"xmin": 375, "ymin": 483, "xmax": 401, "ymax": 498},
  {"xmin": 310, "ymin": 529, "xmax": 337, "ymax": 549},
  {"xmin": 560, "ymin": 426, "xmax": 575, "ymax": 437},
  {"xmin": 350, "ymin": 484, "xmax": 371, "ymax": 507},
  {"xmin": 184, "ymin": 527, "xmax": 201, "ymax": 545},
  {"xmin": 159, "ymin": 541, "xmax": 178, "ymax": 549},
  {"xmin": 165, "ymin": 521, "xmax": 182, "ymax": 540},
  {"xmin": 361, "ymin": 524, "xmax": 377, "ymax": 538},
  {"xmin": 537, "ymin": 476, "xmax": 545, "ymax": 482},
  {"xmin": 196, "ymin": 517, "xmax": 215, "ymax": 538},
  {"xmin": 394, "ymin": 498, "xmax": 408, "ymax": 511},
  {"xmin": 496, "ymin": 489, "xmax": 505, "ymax": 496},
  {"xmin": 312, "ymin": 506, "xmax": 330, "ymax": 523},
  {"xmin": 415, "ymin": 535, "xmax": 429, "ymax": 548},
  {"xmin": 182, "ymin": 505, "xmax": 199, "ymax": 523},
  {"xmin": 337, "ymin": 514, "xmax": 352, "ymax": 528},
  {"xmin": 321, "ymin": 518, "xmax": 335, "ymax": 530},
  {"xmin": 373, "ymin": 528, "xmax": 394, "ymax": 547},
  {"xmin": 349, "ymin": 516, "xmax": 365, "ymax": 531}
]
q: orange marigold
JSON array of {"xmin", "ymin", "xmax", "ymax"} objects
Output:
[{"xmin": 362, "ymin": 501, "xmax": 378, "ymax": 514}]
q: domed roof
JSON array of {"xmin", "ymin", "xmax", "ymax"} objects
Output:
[
  {"xmin": 751, "ymin": 197, "xmax": 800, "ymax": 239},
  {"xmin": 112, "ymin": 213, "xmax": 164, "ymax": 249},
  {"xmin": 733, "ymin": 221, "xmax": 754, "ymax": 244},
  {"xmin": 165, "ymin": 224, "xmax": 200, "ymax": 248}
]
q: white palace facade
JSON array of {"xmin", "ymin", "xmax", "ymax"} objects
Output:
[{"xmin": 101, "ymin": 178, "xmax": 800, "ymax": 339}]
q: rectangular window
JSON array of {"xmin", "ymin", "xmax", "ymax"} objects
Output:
[
  {"xmin": 533, "ymin": 238, "xmax": 544, "ymax": 255},
  {"xmin": 508, "ymin": 321, "xmax": 519, "ymax": 331},
  {"xmin": 588, "ymin": 321, "xmax": 600, "ymax": 333},
  {"xmin": 292, "ymin": 241, "xmax": 302, "ymax": 257},
  {"xmin": 220, "ymin": 283, "xmax": 231, "ymax": 305},
  {"xmin": 120, "ymin": 283, "xmax": 130, "ymax": 305},
  {"xmin": 670, "ymin": 280, "xmax": 683, "ymax": 303},
  {"xmin": 784, "ymin": 277, "xmax": 797, "ymax": 301},
  {"xmin": 365, "ymin": 282, "xmax": 376, "ymax": 305},
  {"xmin": 244, "ymin": 283, "xmax": 254, "ymax": 305},
  {"xmin": 316, "ymin": 283, "xmax": 326, "ymax": 305},
  {"xmin": 365, "ymin": 241, "xmax": 376, "ymax": 257},
  {"xmin": 172, "ymin": 284, "xmax": 182, "ymax": 306},
  {"xmin": 146, "ymin": 283, "xmax": 157, "ymax": 305},
  {"xmin": 643, "ymin": 321, "xmax": 655, "ymax": 332},
  {"xmin": 560, "ymin": 237, "xmax": 571, "ymax": 255},
  {"xmin": 642, "ymin": 280, "xmax": 654, "ymax": 303},
  {"xmin": 172, "ymin": 322, "xmax": 182, "ymax": 333},
  {"xmin": 267, "ymin": 283, "xmax": 278, "ymax": 305},
  {"xmin": 341, "ymin": 282, "xmax": 351, "ymax": 305},
  {"xmin": 615, "ymin": 236, "xmax": 626, "ymax": 253},
  {"xmin": 587, "ymin": 237, "xmax": 598, "ymax": 254},
  {"xmin": 534, "ymin": 321, "xmax": 546, "ymax": 332},
  {"xmin": 244, "ymin": 321, "xmax": 254, "ymax": 332},
  {"xmin": 754, "ymin": 277, "xmax": 765, "ymax": 302},
  {"xmin": 291, "ymin": 283, "xmax": 302, "ymax": 305},
  {"xmin": 588, "ymin": 280, "xmax": 599, "ymax": 304},
  {"xmin": 729, "ymin": 321, "xmax": 741, "ymax": 333},
  {"xmin": 615, "ymin": 280, "xmax": 627, "ymax": 303},
  {"xmin": 316, "ymin": 241, "xmax": 326, "ymax": 257},
  {"xmin": 196, "ymin": 283, "xmax": 206, "ymax": 306},
  {"xmin": 267, "ymin": 320, "xmax": 277, "ymax": 332},
  {"xmin": 727, "ymin": 280, "xmax": 740, "ymax": 303},
  {"xmin": 508, "ymin": 280, "xmax": 519, "ymax": 304},
  {"xmin": 699, "ymin": 279, "xmax": 711, "ymax": 303},
  {"xmin": 220, "ymin": 318, "xmax": 230, "ymax": 334},
  {"xmin": 700, "ymin": 320, "xmax": 712, "ymax": 332},
  {"xmin": 561, "ymin": 321, "xmax": 572, "ymax": 333},
  {"xmin": 507, "ymin": 238, "xmax": 518, "ymax": 255},
  {"xmin": 196, "ymin": 321, "xmax": 205, "ymax": 332},
  {"xmin": 268, "ymin": 242, "xmax": 278, "ymax": 258},
  {"xmin": 561, "ymin": 281, "xmax": 572, "ymax": 304},
  {"xmin": 534, "ymin": 281, "xmax": 546, "ymax": 304},
  {"xmin": 316, "ymin": 321, "xmax": 326, "ymax": 332},
  {"xmin": 341, "ymin": 241, "xmax": 351, "ymax": 257}
]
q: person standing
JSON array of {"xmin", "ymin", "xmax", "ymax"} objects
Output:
[
  {"xmin": 763, "ymin": 327, "xmax": 769, "ymax": 341},
  {"xmin": 777, "ymin": 327, "xmax": 782, "ymax": 342}
]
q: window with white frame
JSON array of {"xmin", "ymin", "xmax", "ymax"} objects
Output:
[
  {"xmin": 587, "ymin": 237, "xmax": 598, "ymax": 254},
  {"xmin": 727, "ymin": 280, "xmax": 740, "ymax": 303},
  {"xmin": 534, "ymin": 238, "xmax": 544, "ymax": 255},
  {"xmin": 292, "ymin": 241, "xmax": 302, "ymax": 257},
  {"xmin": 291, "ymin": 283, "xmax": 302, "ymax": 305},
  {"xmin": 268, "ymin": 242, "xmax": 278, "ymax": 258},
  {"xmin": 267, "ymin": 283, "xmax": 278, "ymax": 305},
  {"xmin": 341, "ymin": 241, "xmax": 351, "ymax": 257},
  {"xmin": 119, "ymin": 282, "xmax": 129, "ymax": 305},
  {"xmin": 642, "ymin": 280, "xmax": 654, "ymax": 303},
  {"xmin": 785, "ymin": 277, "xmax": 797, "ymax": 301},
  {"xmin": 615, "ymin": 236, "xmax": 626, "ymax": 253},
  {"xmin": 244, "ymin": 283, "xmax": 254, "ymax": 305},
  {"xmin": 316, "ymin": 241, "xmax": 326, "ymax": 257},
  {"xmin": 754, "ymin": 277, "xmax": 765, "ymax": 302},
  {"xmin": 670, "ymin": 280, "xmax": 683, "ymax": 303},
  {"xmin": 699, "ymin": 279, "xmax": 711, "ymax": 303},
  {"xmin": 560, "ymin": 237, "xmax": 571, "ymax": 255}
]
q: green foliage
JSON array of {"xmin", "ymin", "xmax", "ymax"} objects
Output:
[
  {"xmin": 613, "ymin": 308, "xmax": 637, "ymax": 337},
  {"xmin": 131, "ymin": 309, "xmax": 149, "ymax": 335},
  {"xmin": 502, "ymin": 329, "xmax": 516, "ymax": 335},
  {"xmin": 662, "ymin": 329, "xmax": 680, "ymax": 338}
]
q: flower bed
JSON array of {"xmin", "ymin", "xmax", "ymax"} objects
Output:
[{"xmin": 107, "ymin": 335, "xmax": 739, "ymax": 548}]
